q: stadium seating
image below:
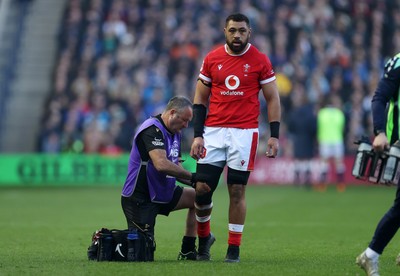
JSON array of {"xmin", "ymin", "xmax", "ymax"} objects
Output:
[{"xmin": 0, "ymin": 0, "xmax": 397, "ymax": 156}]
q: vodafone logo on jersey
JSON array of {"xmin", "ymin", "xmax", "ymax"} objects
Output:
[
  {"xmin": 221, "ymin": 75, "xmax": 244, "ymax": 96},
  {"xmin": 225, "ymin": 75, "xmax": 240, "ymax": 90}
]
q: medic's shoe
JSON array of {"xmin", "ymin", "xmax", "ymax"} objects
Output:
[{"xmin": 177, "ymin": 249, "xmax": 197, "ymax": 261}]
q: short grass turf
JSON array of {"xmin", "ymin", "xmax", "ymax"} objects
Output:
[{"xmin": 1, "ymin": 184, "xmax": 400, "ymax": 275}]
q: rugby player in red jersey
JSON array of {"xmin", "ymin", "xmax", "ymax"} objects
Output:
[{"xmin": 190, "ymin": 13, "xmax": 281, "ymax": 262}]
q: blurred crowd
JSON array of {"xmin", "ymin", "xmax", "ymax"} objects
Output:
[{"xmin": 38, "ymin": 0, "xmax": 400, "ymax": 157}]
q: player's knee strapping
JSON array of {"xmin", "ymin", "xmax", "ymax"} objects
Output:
[
  {"xmin": 195, "ymin": 202, "xmax": 213, "ymax": 222},
  {"xmin": 195, "ymin": 202, "xmax": 213, "ymax": 211},
  {"xmin": 227, "ymin": 167, "xmax": 250, "ymax": 185},
  {"xmin": 195, "ymin": 164, "xmax": 223, "ymax": 205}
]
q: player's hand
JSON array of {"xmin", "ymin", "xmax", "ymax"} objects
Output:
[
  {"xmin": 373, "ymin": 132, "xmax": 389, "ymax": 152},
  {"xmin": 195, "ymin": 181, "xmax": 211, "ymax": 196},
  {"xmin": 190, "ymin": 137, "xmax": 205, "ymax": 160},
  {"xmin": 266, "ymin": 137, "xmax": 279, "ymax": 158}
]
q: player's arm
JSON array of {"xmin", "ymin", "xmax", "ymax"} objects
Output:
[
  {"xmin": 191, "ymin": 79, "xmax": 211, "ymax": 160},
  {"xmin": 194, "ymin": 78, "xmax": 211, "ymax": 106},
  {"xmin": 261, "ymin": 80, "xmax": 281, "ymax": 158}
]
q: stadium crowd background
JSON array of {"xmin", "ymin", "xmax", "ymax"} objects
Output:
[{"xmin": 38, "ymin": 0, "xmax": 400, "ymax": 158}]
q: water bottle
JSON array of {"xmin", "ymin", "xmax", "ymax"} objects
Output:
[
  {"xmin": 127, "ymin": 230, "xmax": 139, "ymax": 262},
  {"xmin": 382, "ymin": 140, "xmax": 400, "ymax": 184},
  {"xmin": 368, "ymin": 152, "xmax": 387, "ymax": 183},
  {"xmin": 352, "ymin": 138, "xmax": 372, "ymax": 179}
]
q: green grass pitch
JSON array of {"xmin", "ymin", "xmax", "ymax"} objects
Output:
[{"xmin": 1, "ymin": 184, "xmax": 400, "ymax": 275}]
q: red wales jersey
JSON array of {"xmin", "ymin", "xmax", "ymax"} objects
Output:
[{"xmin": 199, "ymin": 43, "xmax": 276, "ymax": 128}]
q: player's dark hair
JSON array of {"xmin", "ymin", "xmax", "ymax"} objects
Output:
[
  {"xmin": 225, "ymin": 13, "xmax": 250, "ymax": 27},
  {"xmin": 165, "ymin": 96, "xmax": 192, "ymax": 112}
]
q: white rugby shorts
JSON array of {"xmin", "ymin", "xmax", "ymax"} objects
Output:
[
  {"xmin": 319, "ymin": 142, "xmax": 344, "ymax": 159},
  {"xmin": 198, "ymin": 126, "xmax": 259, "ymax": 171}
]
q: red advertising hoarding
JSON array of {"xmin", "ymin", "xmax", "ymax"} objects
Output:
[{"xmin": 248, "ymin": 156, "xmax": 366, "ymax": 185}]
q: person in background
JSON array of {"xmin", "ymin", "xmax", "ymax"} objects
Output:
[
  {"xmin": 356, "ymin": 53, "xmax": 400, "ymax": 276},
  {"xmin": 287, "ymin": 83, "xmax": 317, "ymax": 188},
  {"xmin": 121, "ymin": 96, "xmax": 205, "ymax": 261},
  {"xmin": 190, "ymin": 13, "xmax": 281, "ymax": 262},
  {"xmin": 316, "ymin": 94, "xmax": 346, "ymax": 192}
]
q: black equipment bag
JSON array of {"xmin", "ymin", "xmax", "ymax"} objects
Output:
[{"xmin": 87, "ymin": 228, "xmax": 156, "ymax": 262}]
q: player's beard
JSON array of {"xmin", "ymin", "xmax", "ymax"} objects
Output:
[{"xmin": 226, "ymin": 36, "xmax": 249, "ymax": 54}]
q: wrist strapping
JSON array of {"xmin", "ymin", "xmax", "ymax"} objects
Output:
[
  {"xmin": 193, "ymin": 104, "xmax": 206, "ymax": 138},
  {"xmin": 270, "ymin": 121, "xmax": 280, "ymax": 139}
]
